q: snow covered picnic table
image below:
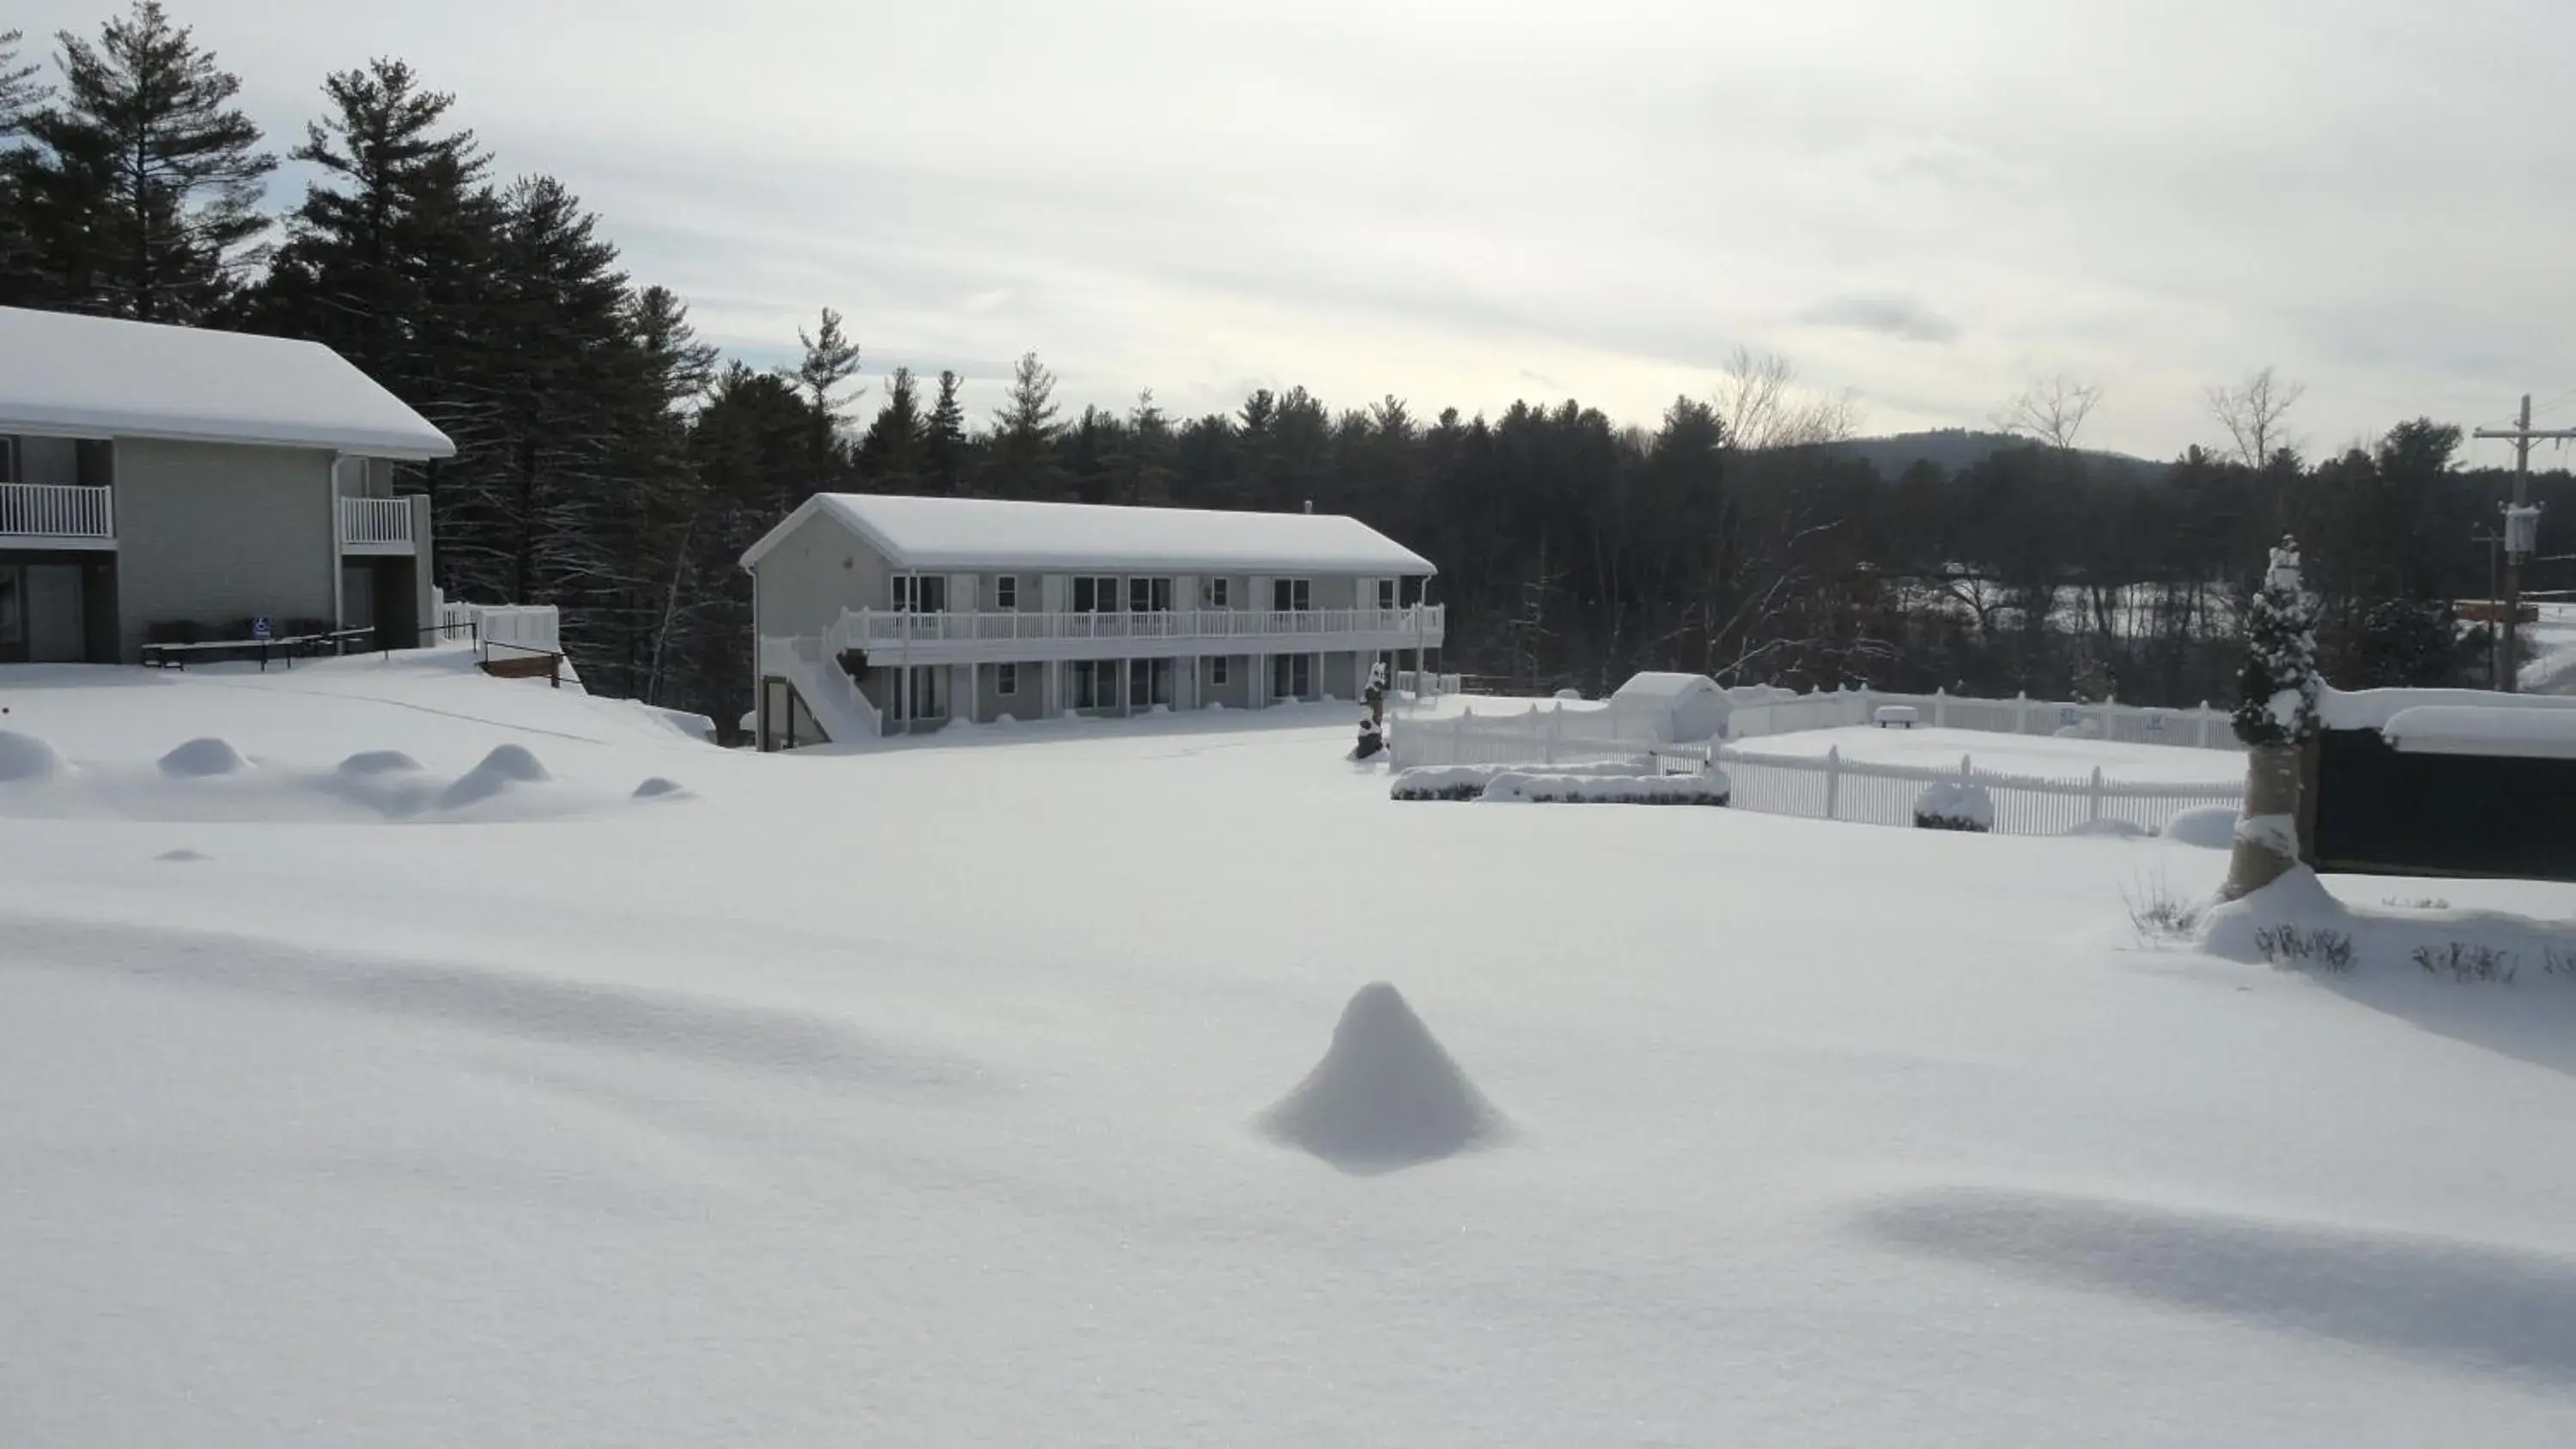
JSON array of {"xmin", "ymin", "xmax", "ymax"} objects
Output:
[{"xmin": 140, "ymin": 627, "xmax": 378, "ymax": 673}]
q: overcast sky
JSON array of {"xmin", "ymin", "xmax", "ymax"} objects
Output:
[{"xmin": 20, "ymin": 0, "xmax": 2576, "ymax": 459}]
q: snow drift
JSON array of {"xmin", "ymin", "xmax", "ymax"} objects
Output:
[
  {"xmin": 0, "ymin": 730, "xmax": 70, "ymax": 782},
  {"xmin": 1259, "ymin": 983, "xmax": 1508, "ymax": 1173},
  {"xmin": 159, "ymin": 737, "xmax": 250, "ymax": 778}
]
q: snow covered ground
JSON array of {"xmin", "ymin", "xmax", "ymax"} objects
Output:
[
  {"xmin": 1724, "ymin": 723, "xmax": 2243, "ymax": 784},
  {"xmin": 9, "ymin": 657, "xmax": 2576, "ymax": 1446}
]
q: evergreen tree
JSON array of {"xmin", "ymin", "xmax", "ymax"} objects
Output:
[
  {"xmin": 785, "ymin": 306, "xmax": 859, "ymax": 505},
  {"xmin": 926, "ymin": 369, "xmax": 968, "ymax": 494},
  {"xmin": 1110, "ymin": 390, "xmax": 1177, "ymax": 506},
  {"xmin": 984, "ymin": 350, "xmax": 1065, "ymax": 496},
  {"xmin": 18, "ymin": 2, "xmax": 274, "ymax": 319},
  {"xmin": 2221, "ymin": 537, "xmax": 2321, "ymax": 900},
  {"xmin": 0, "ymin": 29, "xmax": 48, "ymax": 299},
  {"xmin": 253, "ymin": 58, "xmax": 485, "ymax": 381},
  {"xmin": 855, "ymin": 367, "xmax": 929, "ymax": 490},
  {"xmin": 0, "ymin": 28, "xmax": 44, "ymax": 134}
]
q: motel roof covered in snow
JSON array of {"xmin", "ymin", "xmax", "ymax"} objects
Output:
[
  {"xmin": 742, "ymin": 493, "xmax": 1437, "ymax": 576},
  {"xmin": 0, "ymin": 306, "xmax": 454, "ymax": 460}
]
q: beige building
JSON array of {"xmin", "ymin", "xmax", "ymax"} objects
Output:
[
  {"xmin": 742, "ymin": 494, "xmax": 1445, "ymax": 749},
  {"xmin": 0, "ymin": 306, "xmax": 453, "ymax": 664}
]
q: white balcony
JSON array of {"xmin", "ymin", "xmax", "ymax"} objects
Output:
[
  {"xmin": 341, "ymin": 495, "xmax": 417, "ymax": 554},
  {"xmin": 0, "ymin": 482, "xmax": 115, "ymax": 549},
  {"xmin": 825, "ymin": 603, "xmax": 1447, "ymax": 664}
]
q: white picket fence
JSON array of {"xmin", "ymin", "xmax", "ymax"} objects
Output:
[
  {"xmin": 1716, "ymin": 747, "xmax": 2243, "ymax": 836},
  {"xmin": 428, "ymin": 588, "xmax": 562, "ymax": 656},
  {"xmin": 1728, "ymin": 687, "xmax": 2236, "ymax": 751},
  {"xmin": 1389, "ymin": 695, "xmax": 2245, "ymax": 837}
]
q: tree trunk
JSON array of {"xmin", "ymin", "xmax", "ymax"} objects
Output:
[{"xmin": 2219, "ymin": 743, "xmax": 2302, "ymax": 900}]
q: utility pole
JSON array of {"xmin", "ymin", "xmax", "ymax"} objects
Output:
[{"xmin": 2473, "ymin": 395, "xmax": 2576, "ymax": 692}]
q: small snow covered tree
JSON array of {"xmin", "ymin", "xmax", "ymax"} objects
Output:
[{"xmin": 2221, "ymin": 537, "xmax": 2321, "ymax": 900}]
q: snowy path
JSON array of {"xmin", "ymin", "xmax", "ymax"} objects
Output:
[{"xmin": 6, "ymin": 661, "xmax": 2576, "ymax": 1446}]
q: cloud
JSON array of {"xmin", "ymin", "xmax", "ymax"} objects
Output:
[{"xmin": 1797, "ymin": 294, "xmax": 1965, "ymax": 346}]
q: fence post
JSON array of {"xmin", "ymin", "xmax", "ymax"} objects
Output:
[
  {"xmin": 2089, "ymin": 766, "xmax": 2105, "ymax": 825},
  {"xmin": 1824, "ymin": 746, "xmax": 1842, "ymax": 821},
  {"xmin": 1934, "ymin": 687, "xmax": 1949, "ymax": 728},
  {"xmin": 2196, "ymin": 702, "xmax": 2214, "ymax": 749},
  {"xmin": 2015, "ymin": 691, "xmax": 2031, "ymax": 735}
]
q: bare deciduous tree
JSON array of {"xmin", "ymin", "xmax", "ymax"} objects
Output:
[
  {"xmin": 1996, "ymin": 372, "xmax": 2104, "ymax": 451},
  {"xmin": 2207, "ymin": 366, "xmax": 2306, "ymax": 467},
  {"xmin": 1714, "ymin": 346, "xmax": 1861, "ymax": 452}
]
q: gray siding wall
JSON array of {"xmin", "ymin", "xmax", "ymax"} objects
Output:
[
  {"xmin": 1323, "ymin": 650, "xmax": 1359, "ymax": 700},
  {"xmin": 113, "ymin": 438, "xmax": 336, "ymax": 658},
  {"xmin": 754, "ymin": 512, "xmax": 891, "ymax": 640},
  {"xmin": 974, "ymin": 660, "xmax": 1048, "ymax": 722},
  {"xmin": 1200, "ymin": 654, "xmax": 1251, "ymax": 709}
]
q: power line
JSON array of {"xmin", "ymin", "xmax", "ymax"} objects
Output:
[{"xmin": 2472, "ymin": 393, "xmax": 2576, "ymax": 692}]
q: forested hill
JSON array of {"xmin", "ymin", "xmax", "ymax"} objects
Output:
[{"xmin": 1831, "ymin": 430, "xmax": 2169, "ymax": 484}]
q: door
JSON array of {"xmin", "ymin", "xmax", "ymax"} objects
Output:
[{"xmin": 27, "ymin": 565, "xmax": 83, "ymax": 663}]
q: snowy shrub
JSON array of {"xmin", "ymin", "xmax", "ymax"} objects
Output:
[
  {"xmin": 1391, "ymin": 762, "xmax": 1655, "ymax": 803},
  {"xmin": 2233, "ymin": 538, "xmax": 2322, "ymax": 749},
  {"xmin": 2413, "ymin": 943, "xmax": 2518, "ymax": 985},
  {"xmin": 2123, "ymin": 873, "xmax": 2202, "ymax": 944},
  {"xmin": 2380, "ymin": 895, "xmax": 2451, "ymax": 911},
  {"xmin": 1479, "ymin": 771, "xmax": 1730, "ymax": 807},
  {"xmin": 2253, "ymin": 925, "xmax": 2355, "ymax": 973},
  {"xmin": 1913, "ymin": 780, "xmax": 1993, "ymax": 833},
  {"xmin": 2544, "ymin": 948, "xmax": 2576, "ymax": 979}
]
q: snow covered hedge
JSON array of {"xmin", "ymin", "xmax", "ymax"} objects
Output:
[
  {"xmin": 1479, "ymin": 770, "xmax": 1731, "ymax": 807},
  {"xmin": 1912, "ymin": 779, "xmax": 1994, "ymax": 833},
  {"xmin": 1390, "ymin": 761, "xmax": 1654, "ymax": 802}
]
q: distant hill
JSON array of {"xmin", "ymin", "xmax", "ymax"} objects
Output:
[{"xmin": 1828, "ymin": 429, "xmax": 2169, "ymax": 484}]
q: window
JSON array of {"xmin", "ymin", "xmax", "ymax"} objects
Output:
[
  {"xmin": 1209, "ymin": 656, "xmax": 1230, "ymax": 687},
  {"xmin": 0, "ymin": 567, "xmax": 20, "ymax": 646},
  {"xmin": 1069, "ymin": 660, "xmax": 1113, "ymax": 709},
  {"xmin": 886, "ymin": 664, "xmax": 947, "ymax": 722},
  {"xmin": 1206, "ymin": 578, "xmax": 1230, "ymax": 608},
  {"xmin": 1128, "ymin": 658, "xmax": 1173, "ymax": 708},
  {"xmin": 1377, "ymin": 579, "xmax": 1398, "ymax": 611},
  {"xmin": 1072, "ymin": 575, "xmax": 1120, "ymax": 613},
  {"xmin": 997, "ymin": 663, "xmax": 1018, "ymax": 697},
  {"xmin": 1273, "ymin": 652, "xmax": 1310, "ymax": 700},
  {"xmin": 0, "ymin": 435, "xmax": 16, "ymax": 483},
  {"xmin": 1128, "ymin": 576, "xmax": 1173, "ymax": 613},
  {"xmin": 995, "ymin": 575, "xmax": 1018, "ymax": 610},
  {"xmin": 1271, "ymin": 578, "xmax": 1310, "ymax": 612},
  {"xmin": 891, "ymin": 575, "xmax": 947, "ymax": 613}
]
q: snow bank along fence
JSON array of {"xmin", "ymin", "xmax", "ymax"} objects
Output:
[
  {"xmin": 1392, "ymin": 701, "xmax": 2245, "ymax": 835},
  {"xmin": 1726, "ymin": 686, "xmax": 2238, "ymax": 751}
]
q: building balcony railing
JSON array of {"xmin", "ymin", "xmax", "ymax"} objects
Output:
[
  {"xmin": 828, "ymin": 603, "xmax": 1445, "ymax": 657},
  {"xmin": 0, "ymin": 482, "xmax": 114, "ymax": 545},
  {"xmin": 341, "ymin": 495, "xmax": 416, "ymax": 552}
]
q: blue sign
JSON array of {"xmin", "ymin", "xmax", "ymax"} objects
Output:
[
  {"xmin": 251, "ymin": 615, "xmax": 272, "ymax": 640},
  {"xmin": 2059, "ymin": 706, "xmax": 2081, "ymax": 727},
  {"xmin": 2147, "ymin": 712, "xmax": 2167, "ymax": 734}
]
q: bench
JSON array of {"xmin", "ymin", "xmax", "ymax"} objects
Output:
[
  {"xmin": 141, "ymin": 627, "xmax": 374, "ymax": 672},
  {"xmin": 480, "ymin": 642, "xmax": 563, "ymax": 688},
  {"xmin": 1874, "ymin": 704, "xmax": 1921, "ymax": 730}
]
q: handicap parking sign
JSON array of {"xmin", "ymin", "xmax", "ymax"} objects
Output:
[
  {"xmin": 252, "ymin": 615, "xmax": 272, "ymax": 640},
  {"xmin": 2147, "ymin": 712, "xmax": 2167, "ymax": 734},
  {"xmin": 2059, "ymin": 706, "xmax": 2081, "ymax": 727}
]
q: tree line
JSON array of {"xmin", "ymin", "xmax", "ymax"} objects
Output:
[{"xmin": 4, "ymin": 5, "xmax": 2565, "ymax": 736}]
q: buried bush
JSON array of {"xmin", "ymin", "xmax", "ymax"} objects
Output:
[
  {"xmin": 1913, "ymin": 780, "xmax": 1994, "ymax": 834},
  {"xmin": 2122, "ymin": 873, "xmax": 2202, "ymax": 944},
  {"xmin": 2414, "ymin": 942, "xmax": 2518, "ymax": 985},
  {"xmin": 2252, "ymin": 925, "xmax": 2356, "ymax": 973},
  {"xmin": 1480, "ymin": 770, "xmax": 1730, "ymax": 807}
]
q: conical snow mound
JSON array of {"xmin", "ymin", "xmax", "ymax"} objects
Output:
[
  {"xmin": 0, "ymin": 731, "xmax": 69, "ymax": 782},
  {"xmin": 1259, "ymin": 983, "xmax": 1508, "ymax": 1173}
]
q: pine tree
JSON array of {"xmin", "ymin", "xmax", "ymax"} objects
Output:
[
  {"xmin": 1112, "ymin": 390, "xmax": 1177, "ymax": 506},
  {"xmin": 254, "ymin": 58, "xmax": 486, "ymax": 381},
  {"xmin": 985, "ymin": 350, "xmax": 1066, "ymax": 496},
  {"xmin": 0, "ymin": 29, "xmax": 47, "ymax": 299},
  {"xmin": 925, "ymin": 368, "xmax": 968, "ymax": 495},
  {"xmin": 855, "ymin": 367, "xmax": 928, "ymax": 490},
  {"xmin": 18, "ymin": 2, "xmax": 274, "ymax": 319},
  {"xmin": 2221, "ymin": 537, "xmax": 2321, "ymax": 900},
  {"xmin": 0, "ymin": 28, "xmax": 45, "ymax": 134}
]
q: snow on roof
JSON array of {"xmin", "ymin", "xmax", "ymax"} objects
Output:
[
  {"xmin": 0, "ymin": 306, "xmax": 453, "ymax": 460},
  {"xmin": 2382, "ymin": 706, "xmax": 2576, "ymax": 760},
  {"xmin": 741, "ymin": 494, "xmax": 1435, "ymax": 574},
  {"xmin": 1609, "ymin": 672, "xmax": 1719, "ymax": 702},
  {"xmin": 2319, "ymin": 685, "xmax": 2576, "ymax": 733}
]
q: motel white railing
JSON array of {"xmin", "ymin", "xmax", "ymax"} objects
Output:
[
  {"xmin": 828, "ymin": 603, "xmax": 1447, "ymax": 653},
  {"xmin": 339, "ymin": 495, "xmax": 416, "ymax": 548},
  {"xmin": 1725, "ymin": 686, "xmax": 2238, "ymax": 752},
  {"xmin": 0, "ymin": 482, "xmax": 114, "ymax": 540}
]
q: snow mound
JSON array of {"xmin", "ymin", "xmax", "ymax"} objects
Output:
[
  {"xmin": 337, "ymin": 749, "xmax": 424, "ymax": 777},
  {"xmin": 2063, "ymin": 818, "xmax": 2152, "ymax": 840},
  {"xmin": 1259, "ymin": 983, "xmax": 1508, "ymax": 1173},
  {"xmin": 438, "ymin": 744, "xmax": 554, "ymax": 809},
  {"xmin": 0, "ymin": 731, "xmax": 70, "ymax": 782},
  {"xmin": 2163, "ymin": 804, "xmax": 2239, "ymax": 849},
  {"xmin": 159, "ymin": 737, "xmax": 250, "ymax": 778},
  {"xmin": 2198, "ymin": 866, "xmax": 2348, "ymax": 962},
  {"xmin": 155, "ymin": 848, "xmax": 210, "ymax": 863},
  {"xmin": 633, "ymin": 777, "xmax": 687, "ymax": 798}
]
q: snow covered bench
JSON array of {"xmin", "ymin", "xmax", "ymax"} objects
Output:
[
  {"xmin": 140, "ymin": 627, "xmax": 374, "ymax": 673},
  {"xmin": 1874, "ymin": 704, "xmax": 1919, "ymax": 730}
]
